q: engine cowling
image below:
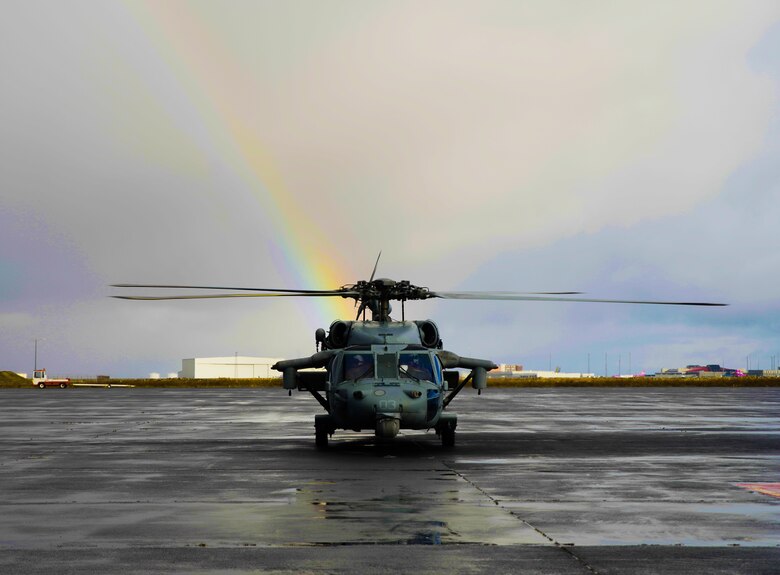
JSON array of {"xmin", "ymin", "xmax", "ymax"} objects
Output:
[
  {"xmin": 415, "ymin": 320, "xmax": 441, "ymax": 348},
  {"xmin": 327, "ymin": 320, "xmax": 352, "ymax": 348}
]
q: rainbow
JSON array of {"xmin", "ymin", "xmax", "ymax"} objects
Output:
[{"xmin": 123, "ymin": 2, "xmax": 357, "ymax": 325}]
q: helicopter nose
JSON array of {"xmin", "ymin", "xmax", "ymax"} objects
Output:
[
  {"xmin": 370, "ymin": 385, "xmax": 409, "ymax": 413},
  {"xmin": 370, "ymin": 385, "xmax": 404, "ymax": 439},
  {"xmin": 376, "ymin": 416, "xmax": 400, "ymax": 439}
]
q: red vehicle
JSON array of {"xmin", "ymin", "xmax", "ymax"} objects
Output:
[{"xmin": 32, "ymin": 369, "xmax": 70, "ymax": 389}]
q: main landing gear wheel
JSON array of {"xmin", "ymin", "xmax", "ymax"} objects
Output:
[
  {"xmin": 314, "ymin": 415, "xmax": 333, "ymax": 450},
  {"xmin": 441, "ymin": 426, "xmax": 455, "ymax": 448},
  {"xmin": 437, "ymin": 414, "xmax": 457, "ymax": 448},
  {"xmin": 315, "ymin": 428, "xmax": 328, "ymax": 449}
]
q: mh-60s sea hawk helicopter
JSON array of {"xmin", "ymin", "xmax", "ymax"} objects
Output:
[{"xmin": 113, "ymin": 256, "xmax": 725, "ymax": 448}]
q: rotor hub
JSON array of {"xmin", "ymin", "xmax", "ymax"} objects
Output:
[{"xmin": 341, "ymin": 279, "xmax": 433, "ymax": 322}]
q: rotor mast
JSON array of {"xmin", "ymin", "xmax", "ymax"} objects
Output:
[{"xmin": 343, "ymin": 278, "xmax": 433, "ymax": 322}]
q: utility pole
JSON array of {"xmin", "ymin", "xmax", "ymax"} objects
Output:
[{"xmin": 33, "ymin": 338, "xmax": 44, "ymax": 372}]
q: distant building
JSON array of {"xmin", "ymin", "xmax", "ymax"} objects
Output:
[
  {"xmin": 490, "ymin": 368, "xmax": 595, "ymax": 379},
  {"xmin": 496, "ymin": 363, "xmax": 524, "ymax": 373},
  {"xmin": 179, "ymin": 356, "xmax": 284, "ymax": 379},
  {"xmin": 658, "ymin": 364, "xmax": 745, "ymax": 377},
  {"xmin": 514, "ymin": 370, "xmax": 595, "ymax": 379},
  {"xmin": 490, "ymin": 362, "xmax": 594, "ymax": 379}
]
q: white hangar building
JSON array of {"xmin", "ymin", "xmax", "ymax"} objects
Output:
[{"xmin": 179, "ymin": 357, "xmax": 285, "ymax": 379}]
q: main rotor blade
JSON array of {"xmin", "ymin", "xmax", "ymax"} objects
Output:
[
  {"xmin": 112, "ymin": 291, "xmax": 359, "ymax": 301},
  {"xmin": 369, "ymin": 251, "xmax": 382, "ymax": 282},
  {"xmin": 429, "ymin": 290, "xmax": 583, "ymax": 297},
  {"xmin": 112, "ymin": 284, "xmax": 343, "ymax": 294},
  {"xmin": 432, "ymin": 291, "xmax": 726, "ymax": 306}
]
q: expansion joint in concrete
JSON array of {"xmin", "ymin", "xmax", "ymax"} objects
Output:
[{"xmin": 440, "ymin": 460, "xmax": 602, "ymax": 575}]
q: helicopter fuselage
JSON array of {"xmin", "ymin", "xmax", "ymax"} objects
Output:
[
  {"xmin": 273, "ymin": 320, "xmax": 495, "ymax": 447},
  {"xmin": 326, "ymin": 344, "xmax": 446, "ymax": 436}
]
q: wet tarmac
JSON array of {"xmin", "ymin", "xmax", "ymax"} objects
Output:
[{"xmin": 0, "ymin": 387, "xmax": 778, "ymax": 574}]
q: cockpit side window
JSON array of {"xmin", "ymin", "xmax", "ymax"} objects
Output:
[
  {"xmin": 399, "ymin": 353, "xmax": 434, "ymax": 381},
  {"xmin": 343, "ymin": 353, "xmax": 375, "ymax": 381},
  {"xmin": 433, "ymin": 355, "xmax": 443, "ymax": 383}
]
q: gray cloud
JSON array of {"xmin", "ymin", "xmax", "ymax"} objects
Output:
[{"xmin": 1, "ymin": 1, "xmax": 778, "ymax": 375}]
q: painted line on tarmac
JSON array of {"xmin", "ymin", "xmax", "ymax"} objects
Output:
[{"xmin": 736, "ymin": 483, "xmax": 780, "ymax": 498}]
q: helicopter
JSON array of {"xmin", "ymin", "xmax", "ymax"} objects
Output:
[{"xmin": 113, "ymin": 255, "xmax": 726, "ymax": 448}]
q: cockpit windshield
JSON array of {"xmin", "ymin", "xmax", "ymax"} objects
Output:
[
  {"xmin": 398, "ymin": 353, "xmax": 434, "ymax": 381},
  {"xmin": 343, "ymin": 353, "xmax": 374, "ymax": 380},
  {"xmin": 340, "ymin": 351, "xmax": 437, "ymax": 382}
]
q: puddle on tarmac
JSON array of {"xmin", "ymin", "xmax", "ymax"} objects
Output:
[{"xmin": 199, "ymin": 469, "xmax": 551, "ymax": 546}]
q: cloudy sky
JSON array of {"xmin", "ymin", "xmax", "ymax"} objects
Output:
[{"xmin": 1, "ymin": 1, "xmax": 779, "ymax": 377}]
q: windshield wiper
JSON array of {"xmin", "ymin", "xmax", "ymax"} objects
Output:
[
  {"xmin": 399, "ymin": 367, "xmax": 420, "ymax": 382},
  {"xmin": 352, "ymin": 367, "xmax": 375, "ymax": 381}
]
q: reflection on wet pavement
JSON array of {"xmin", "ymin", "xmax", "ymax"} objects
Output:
[{"xmin": 270, "ymin": 465, "xmax": 549, "ymax": 545}]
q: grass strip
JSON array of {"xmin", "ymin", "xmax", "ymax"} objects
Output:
[{"xmin": 2, "ymin": 371, "xmax": 779, "ymax": 388}]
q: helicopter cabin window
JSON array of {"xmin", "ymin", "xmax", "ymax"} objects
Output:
[
  {"xmin": 399, "ymin": 353, "xmax": 434, "ymax": 381},
  {"xmin": 343, "ymin": 353, "xmax": 374, "ymax": 381}
]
